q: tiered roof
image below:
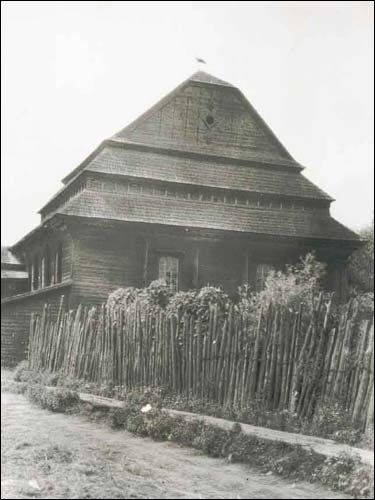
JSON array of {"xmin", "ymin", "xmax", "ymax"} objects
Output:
[{"xmin": 14, "ymin": 71, "xmax": 361, "ymax": 247}]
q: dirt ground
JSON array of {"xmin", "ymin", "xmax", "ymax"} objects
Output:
[{"xmin": 1, "ymin": 384, "xmax": 349, "ymax": 499}]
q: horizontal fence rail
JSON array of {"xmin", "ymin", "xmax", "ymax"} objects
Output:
[{"xmin": 28, "ymin": 294, "xmax": 374, "ymax": 428}]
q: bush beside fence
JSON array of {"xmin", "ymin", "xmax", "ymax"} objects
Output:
[{"xmin": 28, "ymin": 294, "xmax": 374, "ymax": 429}]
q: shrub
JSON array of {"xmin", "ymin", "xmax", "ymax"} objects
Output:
[
  {"xmin": 107, "ymin": 287, "xmax": 138, "ymax": 310},
  {"xmin": 107, "ymin": 280, "xmax": 173, "ymax": 313},
  {"xmin": 346, "ymin": 464, "xmax": 375, "ymax": 499},
  {"xmin": 167, "ymin": 289, "xmax": 199, "ymax": 316},
  {"xmin": 14, "ymin": 362, "xmax": 60, "ymax": 388},
  {"xmin": 349, "ymin": 220, "xmax": 374, "ymax": 294},
  {"xmin": 168, "ymin": 417, "xmax": 205, "ymax": 446},
  {"xmin": 125, "ymin": 414, "xmax": 148, "ymax": 435},
  {"xmin": 192, "ymin": 424, "xmax": 230, "ymax": 457},
  {"xmin": 305, "ymin": 401, "xmax": 363, "ymax": 445},
  {"xmin": 167, "ymin": 285, "xmax": 230, "ymax": 318},
  {"xmin": 109, "ymin": 407, "xmax": 134, "ymax": 429},
  {"xmin": 78, "ymin": 402, "xmax": 110, "ymax": 423},
  {"xmin": 143, "ymin": 279, "xmax": 172, "ymax": 309},
  {"xmin": 238, "ymin": 252, "xmax": 327, "ymax": 316},
  {"xmin": 320, "ymin": 453, "xmax": 359, "ymax": 491},
  {"xmin": 144, "ymin": 413, "xmax": 174, "ymax": 440},
  {"xmin": 27, "ymin": 385, "xmax": 79, "ymax": 413},
  {"xmin": 258, "ymin": 252, "xmax": 327, "ymax": 310},
  {"xmin": 14, "ymin": 361, "xmax": 39, "ymax": 384}
]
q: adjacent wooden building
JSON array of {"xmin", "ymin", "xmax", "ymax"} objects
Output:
[
  {"xmin": 1, "ymin": 247, "xmax": 28, "ymax": 299},
  {"xmin": 1, "ymin": 71, "xmax": 361, "ymax": 365}
]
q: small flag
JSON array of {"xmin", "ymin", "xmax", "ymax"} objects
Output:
[{"xmin": 196, "ymin": 57, "xmax": 206, "ymax": 64}]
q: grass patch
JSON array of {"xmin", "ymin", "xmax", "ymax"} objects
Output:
[
  {"xmin": 9, "ymin": 364, "xmax": 373, "ymax": 498},
  {"xmin": 106, "ymin": 403, "xmax": 373, "ymax": 498},
  {"xmin": 8, "ymin": 362, "xmax": 366, "ymax": 447}
]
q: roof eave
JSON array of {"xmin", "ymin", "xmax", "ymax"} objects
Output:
[
  {"xmin": 11, "ymin": 214, "xmax": 64, "ymax": 252},
  {"xmin": 106, "ymin": 138, "xmax": 305, "ymax": 171},
  {"xmin": 61, "ymin": 141, "xmax": 107, "ymax": 185}
]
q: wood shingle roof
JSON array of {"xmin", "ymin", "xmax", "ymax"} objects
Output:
[
  {"xmin": 83, "ymin": 146, "xmax": 333, "ymax": 201},
  {"xmin": 52, "ymin": 189, "xmax": 359, "ymax": 242},
  {"xmin": 1, "ymin": 246, "xmax": 27, "ymax": 279},
  {"xmin": 1, "ymin": 246, "xmax": 22, "ymax": 266},
  {"xmin": 110, "ymin": 71, "xmax": 300, "ymax": 170},
  {"xmin": 12, "ymin": 71, "xmax": 362, "ymax": 249}
]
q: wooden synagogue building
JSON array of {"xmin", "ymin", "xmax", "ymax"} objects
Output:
[{"xmin": 1, "ymin": 71, "xmax": 361, "ymax": 365}]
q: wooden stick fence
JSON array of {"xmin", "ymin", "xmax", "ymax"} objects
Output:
[{"xmin": 28, "ymin": 294, "xmax": 374, "ymax": 428}]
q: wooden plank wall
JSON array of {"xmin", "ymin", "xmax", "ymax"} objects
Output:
[
  {"xmin": 70, "ymin": 225, "xmax": 144, "ymax": 307},
  {"xmin": 1, "ymin": 288, "xmax": 71, "ymax": 366},
  {"xmin": 1, "ymin": 279, "xmax": 28, "ymax": 299},
  {"xmin": 70, "ymin": 224, "xmax": 252, "ymax": 305}
]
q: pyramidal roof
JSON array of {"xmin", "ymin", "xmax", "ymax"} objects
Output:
[
  {"xmin": 14, "ymin": 73, "xmax": 363, "ymax": 249},
  {"xmin": 110, "ymin": 70, "xmax": 299, "ymax": 168},
  {"xmin": 63, "ymin": 71, "xmax": 301, "ymax": 185}
]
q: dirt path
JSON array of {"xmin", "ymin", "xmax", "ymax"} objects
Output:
[{"xmin": 1, "ymin": 391, "xmax": 348, "ymax": 499}]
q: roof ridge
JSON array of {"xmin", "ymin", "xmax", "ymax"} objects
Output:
[{"xmin": 189, "ymin": 71, "xmax": 234, "ymax": 87}]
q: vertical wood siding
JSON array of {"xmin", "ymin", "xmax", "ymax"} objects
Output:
[{"xmin": 1, "ymin": 287, "xmax": 71, "ymax": 366}]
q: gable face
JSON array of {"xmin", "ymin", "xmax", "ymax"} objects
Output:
[{"xmin": 114, "ymin": 82, "xmax": 296, "ymax": 167}]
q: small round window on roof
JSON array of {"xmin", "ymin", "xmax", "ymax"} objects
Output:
[{"xmin": 205, "ymin": 115, "xmax": 214, "ymax": 126}]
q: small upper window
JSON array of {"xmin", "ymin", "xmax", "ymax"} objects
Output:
[
  {"xmin": 159, "ymin": 256, "xmax": 179, "ymax": 294},
  {"xmin": 205, "ymin": 115, "xmax": 214, "ymax": 126}
]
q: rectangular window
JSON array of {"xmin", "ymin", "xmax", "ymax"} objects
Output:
[
  {"xmin": 158, "ymin": 255, "xmax": 179, "ymax": 294},
  {"xmin": 255, "ymin": 263, "xmax": 274, "ymax": 292}
]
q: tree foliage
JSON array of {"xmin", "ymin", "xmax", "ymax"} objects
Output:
[
  {"xmin": 239, "ymin": 252, "xmax": 327, "ymax": 314},
  {"xmin": 349, "ymin": 220, "xmax": 374, "ymax": 293}
]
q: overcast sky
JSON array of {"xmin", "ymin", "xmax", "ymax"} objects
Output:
[{"xmin": 1, "ymin": 1, "xmax": 373, "ymax": 246}]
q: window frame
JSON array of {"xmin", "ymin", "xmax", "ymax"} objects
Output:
[{"xmin": 158, "ymin": 255, "xmax": 180, "ymax": 294}]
